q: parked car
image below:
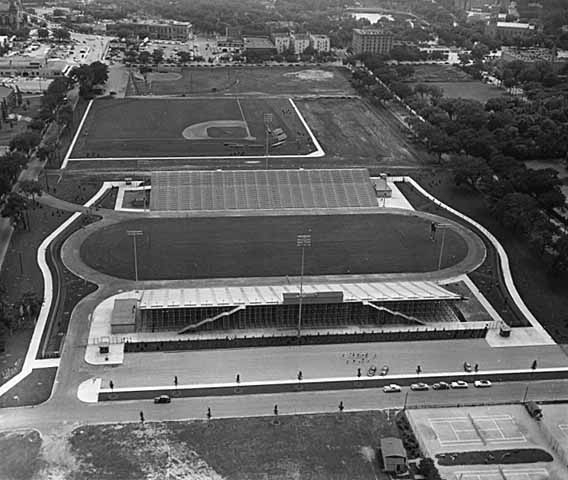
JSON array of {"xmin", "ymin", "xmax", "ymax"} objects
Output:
[
  {"xmin": 463, "ymin": 361, "xmax": 472, "ymax": 372},
  {"xmin": 153, "ymin": 395, "xmax": 171, "ymax": 404},
  {"xmin": 383, "ymin": 384, "xmax": 401, "ymax": 393},
  {"xmin": 367, "ymin": 365, "xmax": 377, "ymax": 376},
  {"xmin": 380, "ymin": 365, "xmax": 390, "ymax": 376},
  {"xmin": 451, "ymin": 380, "xmax": 469, "ymax": 389},
  {"xmin": 474, "ymin": 380, "xmax": 492, "ymax": 388},
  {"xmin": 410, "ymin": 382, "xmax": 429, "ymax": 391},
  {"xmin": 432, "ymin": 382, "xmax": 450, "ymax": 390}
]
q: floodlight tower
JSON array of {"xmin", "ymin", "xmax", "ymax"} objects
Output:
[
  {"xmin": 263, "ymin": 113, "xmax": 273, "ymax": 170},
  {"xmin": 296, "ymin": 233, "xmax": 312, "ymax": 340},
  {"xmin": 127, "ymin": 230, "xmax": 143, "ymax": 291}
]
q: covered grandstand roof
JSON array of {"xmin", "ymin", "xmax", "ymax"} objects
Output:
[
  {"xmin": 150, "ymin": 169, "xmax": 378, "ymax": 211},
  {"xmin": 138, "ymin": 281, "xmax": 461, "ymax": 309}
]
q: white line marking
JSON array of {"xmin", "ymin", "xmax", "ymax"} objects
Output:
[
  {"xmin": 61, "ymin": 98, "xmax": 94, "ymax": 169},
  {"xmin": 235, "ymin": 97, "xmax": 252, "ymax": 139}
]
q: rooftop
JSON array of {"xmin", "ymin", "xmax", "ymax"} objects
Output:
[
  {"xmin": 353, "ymin": 28, "xmax": 391, "ymax": 36},
  {"xmin": 243, "ymin": 36, "xmax": 275, "ymax": 50},
  {"xmin": 137, "ymin": 281, "xmax": 462, "ymax": 310},
  {"xmin": 496, "ymin": 22, "xmax": 535, "ymax": 29},
  {"xmin": 380, "ymin": 437, "xmax": 406, "ymax": 459}
]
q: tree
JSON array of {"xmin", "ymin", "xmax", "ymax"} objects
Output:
[
  {"xmin": 57, "ymin": 102, "xmax": 74, "ymax": 127},
  {"xmin": 453, "ymin": 155, "xmax": 492, "ymax": 188},
  {"xmin": 37, "ymin": 28, "xmax": 49, "ymax": 39},
  {"xmin": 52, "ymin": 28, "xmax": 70, "ymax": 41},
  {"xmin": 19, "ymin": 180, "xmax": 42, "ymax": 199},
  {"xmin": 9, "ymin": 131, "xmax": 41, "ymax": 156},
  {"xmin": 152, "ymin": 49, "xmax": 164, "ymax": 65},
  {"xmin": 2, "ymin": 193, "xmax": 29, "ymax": 231},
  {"xmin": 18, "ymin": 292, "xmax": 42, "ymax": 325},
  {"xmin": 177, "ymin": 51, "xmax": 192, "ymax": 64},
  {"xmin": 138, "ymin": 51, "xmax": 151, "ymax": 64},
  {"xmin": 551, "ymin": 234, "xmax": 568, "ymax": 274},
  {"xmin": 90, "ymin": 61, "xmax": 109, "ymax": 85}
]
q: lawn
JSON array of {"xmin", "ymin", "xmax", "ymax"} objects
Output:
[
  {"xmin": 0, "ymin": 430, "xmax": 43, "ymax": 480},
  {"xmin": 132, "ymin": 65, "xmax": 355, "ymax": 96},
  {"xmin": 0, "ymin": 367, "xmax": 56, "ymax": 407},
  {"xmin": 408, "ymin": 81, "xmax": 504, "ymax": 102},
  {"xmin": 70, "ymin": 97, "xmax": 315, "ymax": 159},
  {"xmin": 403, "ymin": 170, "xmax": 568, "ymax": 341},
  {"xmin": 69, "ymin": 412, "xmax": 397, "ymax": 479},
  {"xmin": 296, "ymin": 98, "xmax": 423, "ymax": 166},
  {"xmin": 80, "ymin": 213, "xmax": 469, "ymax": 280}
]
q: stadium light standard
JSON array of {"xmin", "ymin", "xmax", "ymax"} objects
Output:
[
  {"xmin": 435, "ymin": 223, "xmax": 451, "ymax": 271},
  {"xmin": 296, "ymin": 233, "xmax": 311, "ymax": 340},
  {"xmin": 263, "ymin": 113, "xmax": 273, "ymax": 170},
  {"xmin": 127, "ymin": 230, "xmax": 143, "ymax": 291}
]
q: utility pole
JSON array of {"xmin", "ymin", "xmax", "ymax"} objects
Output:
[{"xmin": 263, "ymin": 113, "xmax": 272, "ymax": 170}]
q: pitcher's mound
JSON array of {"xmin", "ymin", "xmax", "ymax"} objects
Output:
[{"xmin": 182, "ymin": 120, "xmax": 255, "ymax": 140}]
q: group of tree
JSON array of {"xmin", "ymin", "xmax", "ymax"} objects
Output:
[{"xmin": 70, "ymin": 61, "xmax": 109, "ymax": 99}]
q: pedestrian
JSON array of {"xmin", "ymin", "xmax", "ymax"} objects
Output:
[
  {"xmin": 297, "ymin": 371, "xmax": 303, "ymax": 381},
  {"xmin": 357, "ymin": 368, "xmax": 361, "ymax": 378},
  {"xmin": 139, "ymin": 411, "xmax": 145, "ymax": 423},
  {"xmin": 474, "ymin": 364, "xmax": 479, "ymax": 372},
  {"xmin": 207, "ymin": 407, "xmax": 212, "ymax": 420},
  {"xmin": 236, "ymin": 373, "xmax": 240, "ymax": 384},
  {"xmin": 416, "ymin": 365, "xmax": 422, "ymax": 375},
  {"xmin": 339, "ymin": 401, "xmax": 344, "ymax": 413},
  {"xmin": 274, "ymin": 404, "xmax": 278, "ymax": 416},
  {"xmin": 109, "ymin": 380, "xmax": 114, "ymax": 391},
  {"xmin": 430, "ymin": 222, "xmax": 437, "ymax": 241},
  {"xmin": 531, "ymin": 359, "xmax": 538, "ymax": 370},
  {"xmin": 174, "ymin": 376, "xmax": 178, "ymax": 387}
]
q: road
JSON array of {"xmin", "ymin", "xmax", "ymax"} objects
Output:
[{"xmin": 1, "ymin": 379, "xmax": 567, "ymax": 435}]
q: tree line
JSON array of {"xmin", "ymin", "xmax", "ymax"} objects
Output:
[{"xmin": 350, "ymin": 56, "xmax": 568, "ymax": 275}]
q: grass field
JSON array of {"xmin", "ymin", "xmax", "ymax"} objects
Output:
[
  {"xmin": 68, "ymin": 412, "xmax": 396, "ymax": 480},
  {"xmin": 0, "ymin": 430, "xmax": 43, "ymax": 480},
  {"xmin": 297, "ymin": 98, "xmax": 422, "ymax": 166},
  {"xmin": 130, "ymin": 66, "xmax": 355, "ymax": 96},
  {"xmin": 408, "ymin": 81, "xmax": 504, "ymax": 102},
  {"xmin": 80, "ymin": 213, "xmax": 468, "ymax": 280},
  {"xmin": 0, "ymin": 367, "xmax": 56, "ymax": 408},
  {"xmin": 70, "ymin": 97, "xmax": 315, "ymax": 159}
]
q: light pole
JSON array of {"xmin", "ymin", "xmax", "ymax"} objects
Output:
[
  {"xmin": 435, "ymin": 223, "xmax": 451, "ymax": 271},
  {"xmin": 263, "ymin": 113, "xmax": 272, "ymax": 170},
  {"xmin": 127, "ymin": 230, "xmax": 143, "ymax": 291},
  {"xmin": 296, "ymin": 233, "xmax": 311, "ymax": 340}
]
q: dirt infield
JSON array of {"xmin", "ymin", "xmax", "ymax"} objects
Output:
[
  {"xmin": 128, "ymin": 65, "xmax": 355, "ymax": 96},
  {"xmin": 69, "ymin": 97, "xmax": 315, "ymax": 159},
  {"xmin": 296, "ymin": 98, "xmax": 422, "ymax": 166},
  {"xmin": 80, "ymin": 213, "xmax": 469, "ymax": 280}
]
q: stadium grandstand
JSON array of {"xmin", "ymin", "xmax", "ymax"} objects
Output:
[
  {"xmin": 149, "ymin": 168, "xmax": 379, "ymax": 211},
  {"xmin": 111, "ymin": 281, "xmax": 465, "ymax": 335}
]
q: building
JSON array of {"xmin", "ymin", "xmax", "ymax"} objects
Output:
[
  {"xmin": 243, "ymin": 36, "xmax": 276, "ymax": 56},
  {"xmin": 487, "ymin": 21, "xmax": 536, "ymax": 40},
  {"xmin": 0, "ymin": 0, "xmax": 25, "ymax": 30},
  {"xmin": 0, "ymin": 55, "xmax": 69, "ymax": 78},
  {"xmin": 291, "ymin": 33, "xmax": 310, "ymax": 54},
  {"xmin": 118, "ymin": 280, "xmax": 464, "ymax": 334},
  {"xmin": 106, "ymin": 20, "xmax": 192, "ymax": 41},
  {"xmin": 272, "ymin": 33, "xmax": 291, "ymax": 54},
  {"xmin": 309, "ymin": 33, "xmax": 330, "ymax": 52},
  {"xmin": 380, "ymin": 437, "xmax": 407, "ymax": 474},
  {"xmin": 352, "ymin": 29, "xmax": 393, "ymax": 55},
  {"xmin": 0, "ymin": 84, "xmax": 14, "ymax": 107},
  {"xmin": 217, "ymin": 38, "xmax": 243, "ymax": 54}
]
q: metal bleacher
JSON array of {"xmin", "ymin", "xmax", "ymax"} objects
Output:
[{"xmin": 150, "ymin": 169, "xmax": 378, "ymax": 211}]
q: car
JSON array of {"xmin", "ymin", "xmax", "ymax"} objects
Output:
[
  {"xmin": 380, "ymin": 365, "xmax": 390, "ymax": 376},
  {"xmin": 432, "ymin": 382, "xmax": 450, "ymax": 390},
  {"xmin": 410, "ymin": 382, "xmax": 429, "ymax": 391},
  {"xmin": 153, "ymin": 395, "xmax": 171, "ymax": 404},
  {"xmin": 463, "ymin": 361, "xmax": 472, "ymax": 372},
  {"xmin": 383, "ymin": 384, "xmax": 401, "ymax": 393},
  {"xmin": 474, "ymin": 380, "xmax": 492, "ymax": 388},
  {"xmin": 367, "ymin": 365, "xmax": 377, "ymax": 377},
  {"xmin": 451, "ymin": 380, "xmax": 469, "ymax": 389}
]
